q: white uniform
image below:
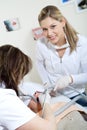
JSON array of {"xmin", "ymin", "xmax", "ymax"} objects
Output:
[
  {"xmin": 36, "ymin": 34, "xmax": 87, "ymax": 98},
  {"xmin": 0, "ymin": 82, "xmax": 44, "ymax": 106},
  {"xmin": 0, "ymin": 88, "xmax": 36, "ymax": 130}
]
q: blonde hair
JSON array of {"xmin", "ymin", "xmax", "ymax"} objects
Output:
[{"xmin": 38, "ymin": 5, "xmax": 78, "ymax": 53}]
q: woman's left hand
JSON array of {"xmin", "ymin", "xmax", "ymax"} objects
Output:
[{"xmin": 54, "ymin": 76, "xmax": 73, "ymax": 91}]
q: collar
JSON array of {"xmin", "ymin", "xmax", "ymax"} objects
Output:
[{"xmin": 48, "ymin": 41, "xmax": 70, "ymax": 50}]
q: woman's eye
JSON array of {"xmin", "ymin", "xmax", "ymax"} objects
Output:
[
  {"xmin": 43, "ymin": 28, "xmax": 47, "ymax": 31},
  {"xmin": 51, "ymin": 25, "xmax": 56, "ymax": 29},
  {"xmin": 42, "ymin": 25, "xmax": 56, "ymax": 32}
]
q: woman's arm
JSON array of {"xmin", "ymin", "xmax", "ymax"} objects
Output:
[
  {"xmin": 17, "ymin": 104, "xmax": 57, "ymax": 130},
  {"xmin": 36, "ymin": 40, "xmax": 51, "ymax": 85},
  {"xmin": 0, "ymin": 89, "xmax": 57, "ymax": 130},
  {"xmin": 36, "ymin": 60, "xmax": 51, "ymax": 85},
  {"xmin": 72, "ymin": 44, "xmax": 87, "ymax": 85}
]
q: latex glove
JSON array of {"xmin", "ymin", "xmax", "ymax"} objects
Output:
[
  {"xmin": 54, "ymin": 76, "xmax": 72, "ymax": 91},
  {"xmin": 38, "ymin": 92, "xmax": 51, "ymax": 107}
]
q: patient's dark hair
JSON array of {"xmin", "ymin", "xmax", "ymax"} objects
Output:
[{"xmin": 0, "ymin": 44, "xmax": 32, "ymax": 96}]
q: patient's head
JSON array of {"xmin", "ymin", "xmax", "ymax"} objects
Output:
[{"xmin": 0, "ymin": 44, "xmax": 32, "ymax": 95}]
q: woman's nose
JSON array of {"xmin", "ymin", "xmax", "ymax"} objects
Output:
[{"xmin": 47, "ymin": 29, "xmax": 52, "ymax": 36}]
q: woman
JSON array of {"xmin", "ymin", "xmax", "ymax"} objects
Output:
[
  {"xmin": 0, "ymin": 44, "xmax": 56, "ymax": 130},
  {"xmin": 36, "ymin": 5, "xmax": 87, "ymax": 106}
]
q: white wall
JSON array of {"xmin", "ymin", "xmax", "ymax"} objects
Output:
[{"xmin": 0, "ymin": 0, "xmax": 87, "ymax": 84}]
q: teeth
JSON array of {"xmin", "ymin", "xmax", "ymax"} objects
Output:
[{"xmin": 50, "ymin": 37, "xmax": 55, "ymax": 40}]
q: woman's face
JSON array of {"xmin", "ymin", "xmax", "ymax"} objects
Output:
[{"xmin": 40, "ymin": 17, "xmax": 66, "ymax": 46}]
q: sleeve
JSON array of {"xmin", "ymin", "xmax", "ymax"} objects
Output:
[
  {"xmin": 72, "ymin": 38, "xmax": 87, "ymax": 85},
  {"xmin": 36, "ymin": 40, "xmax": 51, "ymax": 85},
  {"xmin": 0, "ymin": 91, "xmax": 36, "ymax": 130}
]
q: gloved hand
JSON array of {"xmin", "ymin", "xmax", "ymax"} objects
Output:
[
  {"xmin": 38, "ymin": 92, "xmax": 51, "ymax": 107},
  {"xmin": 54, "ymin": 76, "xmax": 72, "ymax": 91}
]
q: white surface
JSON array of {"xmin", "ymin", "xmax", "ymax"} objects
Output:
[
  {"xmin": 51, "ymin": 94, "xmax": 87, "ymax": 113},
  {"xmin": 51, "ymin": 95, "xmax": 70, "ymax": 104}
]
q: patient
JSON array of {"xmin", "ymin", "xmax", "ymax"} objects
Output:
[
  {"xmin": 20, "ymin": 84, "xmax": 87, "ymax": 130},
  {"xmin": 18, "ymin": 82, "xmax": 44, "ymax": 113}
]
